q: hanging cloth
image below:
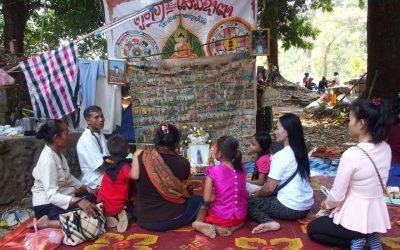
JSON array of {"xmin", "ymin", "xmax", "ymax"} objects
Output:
[{"xmin": 19, "ymin": 43, "xmax": 80, "ymax": 120}]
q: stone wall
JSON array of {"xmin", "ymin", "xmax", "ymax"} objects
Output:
[{"xmin": 0, "ymin": 133, "xmax": 82, "ymax": 205}]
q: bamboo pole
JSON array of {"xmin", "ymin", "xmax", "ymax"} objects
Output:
[{"xmin": 333, "ymin": 72, "xmax": 367, "ymax": 107}]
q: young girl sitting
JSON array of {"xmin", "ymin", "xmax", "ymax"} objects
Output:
[
  {"xmin": 192, "ymin": 136, "xmax": 248, "ymax": 237},
  {"xmin": 246, "ymin": 132, "xmax": 272, "ymax": 193}
]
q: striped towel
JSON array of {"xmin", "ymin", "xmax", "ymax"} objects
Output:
[{"xmin": 20, "ymin": 43, "xmax": 80, "ymax": 120}]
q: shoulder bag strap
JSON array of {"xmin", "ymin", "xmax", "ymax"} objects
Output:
[
  {"xmin": 274, "ymin": 168, "xmax": 299, "ymax": 193},
  {"xmin": 356, "ymin": 146, "xmax": 387, "ymax": 195}
]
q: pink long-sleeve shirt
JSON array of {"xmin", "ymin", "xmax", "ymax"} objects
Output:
[{"xmin": 326, "ymin": 142, "xmax": 392, "ymax": 234}]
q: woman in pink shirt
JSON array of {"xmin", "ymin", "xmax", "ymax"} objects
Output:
[
  {"xmin": 192, "ymin": 136, "xmax": 248, "ymax": 238},
  {"xmin": 308, "ymin": 98, "xmax": 393, "ymax": 249}
]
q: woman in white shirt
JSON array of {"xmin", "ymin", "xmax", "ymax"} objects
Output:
[
  {"xmin": 32, "ymin": 120, "xmax": 98, "ymax": 229},
  {"xmin": 248, "ymin": 113, "xmax": 314, "ymax": 233}
]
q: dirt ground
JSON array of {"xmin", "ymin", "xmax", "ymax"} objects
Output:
[{"xmin": 271, "ymin": 84, "xmax": 357, "ymax": 150}]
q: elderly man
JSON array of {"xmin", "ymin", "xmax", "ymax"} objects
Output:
[{"xmin": 77, "ymin": 106, "xmax": 109, "ymax": 191}]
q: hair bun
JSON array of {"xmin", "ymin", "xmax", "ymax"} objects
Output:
[{"xmin": 35, "ymin": 123, "xmax": 48, "ymax": 140}]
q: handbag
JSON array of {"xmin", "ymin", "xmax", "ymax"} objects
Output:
[
  {"xmin": 357, "ymin": 146, "xmax": 398, "ymax": 206},
  {"xmin": 59, "ymin": 202, "xmax": 106, "ymax": 246}
]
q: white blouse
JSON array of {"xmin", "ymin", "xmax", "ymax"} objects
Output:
[{"xmin": 31, "ymin": 145, "xmax": 82, "ymax": 209}]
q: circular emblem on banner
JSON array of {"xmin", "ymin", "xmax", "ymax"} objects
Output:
[
  {"xmin": 115, "ymin": 31, "xmax": 161, "ymax": 61},
  {"xmin": 206, "ymin": 17, "xmax": 252, "ymax": 56}
]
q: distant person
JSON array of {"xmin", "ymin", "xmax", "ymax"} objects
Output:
[
  {"xmin": 308, "ymin": 98, "xmax": 393, "ymax": 249},
  {"xmin": 258, "ymin": 68, "xmax": 268, "ymax": 87},
  {"xmin": 318, "ymin": 77, "xmax": 328, "ymax": 93},
  {"xmin": 308, "ymin": 78, "xmax": 317, "ymax": 91},
  {"xmin": 328, "ymin": 72, "xmax": 342, "ymax": 86},
  {"xmin": 303, "ymin": 73, "xmax": 310, "ymax": 88}
]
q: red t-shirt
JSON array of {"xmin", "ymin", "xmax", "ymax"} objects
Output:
[
  {"xmin": 388, "ymin": 123, "xmax": 400, "ymax": 164},
  {"xmin": 97, "ymin": 163, "xmax": 131, "ymax": 216}
]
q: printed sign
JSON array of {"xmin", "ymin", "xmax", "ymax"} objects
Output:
[{"xmin": 103, "ymin": 0, "xmax": 256, "ymax": 60}]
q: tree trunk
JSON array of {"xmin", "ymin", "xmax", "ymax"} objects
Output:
[
  {"xmin": 2, "ymin": 0, "xmax": 30, "ymax": 54},
  {"xmin": 365, "ymin": 0, "xmax": 400, "ymax": 99},
  {"xmin": 323, "ymin": 37, "xmax": 336, "ymax": 77},
  {"xmin": 268, "ymin": 37, "xmax": 278, "ymax": 67}
]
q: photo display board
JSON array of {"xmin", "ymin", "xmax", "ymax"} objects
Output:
[{"xmin": 127, "ymin": 53, "xmax": 256, "ymax": 159}]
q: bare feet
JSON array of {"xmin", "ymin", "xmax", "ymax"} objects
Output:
[
  {"xmin": 213, "ymin": 224, "xmax": 232, "ymax": 237},
  {"xmin": 28, "ymin": 215, "xmax": 61, "ymax": 229},
  {"xmin": 251, "ymin": 221, "xmax": 280, "ymax": 234},
  {"xmin": 33, "ymin": 215, "xmax": 50, "ymax": 229},
  {"xmin": 192, "ymin": 221, "xmax": 216, "ymax": 238},
  {"xmin": 228, "ymin": 223, "xmax": 244, "ymax": 234}
]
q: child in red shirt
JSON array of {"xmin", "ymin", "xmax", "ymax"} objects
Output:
[{"xmin": 97, "ymin": 134, "xmax": 133, "ymax": 232}]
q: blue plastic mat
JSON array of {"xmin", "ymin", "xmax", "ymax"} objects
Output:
[
  {"xmin": 244, "ymin": 159, "xmax": 337, "ymax": 177},
  {"xmin": 388, "ymin": 164, "xmax": 400, "ymax": 186},
  {"xmin": 309, "ymin": 157, "xmax": 337, "ymax": 176}
]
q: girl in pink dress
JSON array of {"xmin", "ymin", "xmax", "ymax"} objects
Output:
[
  {"xmin": 192, "ymin": 136, "xmax": 248, "ymax": 238},
  {"xmin": 308, "ymin": 98, "xmax": 393, "ymax": 249},
  {"xmin": 246, "ymin": 132, "xmax": 272, "ymax": 193}
]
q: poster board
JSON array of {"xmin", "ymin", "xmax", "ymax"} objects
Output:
[{"xmin": 127, "ymin": 53, "xmax": 256, "ymax": 160}]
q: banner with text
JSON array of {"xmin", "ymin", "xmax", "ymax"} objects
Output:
[{"xmin": 103, "ymin": 0, "xmax": 256, "ymax": 61}]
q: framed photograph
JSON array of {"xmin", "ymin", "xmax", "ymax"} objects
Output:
[
  {"xmin": 250, "ymin": 28, "xmax": 270, "ymax": 56},
  {"xmin": 188, "ymin": 144, "xmax": 210, "ymax": 167},
  {"xmin": 108, "ymin": 59, "xmax": 126, "ymax": 85}
]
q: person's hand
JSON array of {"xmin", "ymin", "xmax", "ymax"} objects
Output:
[
  {"xmin": 250, "ymin": 189, "xmax": 261, "ymax": 197},
  {"xmin": 77, "ymin": 199, "xmax": 99, "ymax": 218},
  {"xmin": 87, "ymin": 187, "xmax": 98, "ymax": 196},
  {"xmin": 321, "ymin": 199, "xmax": 327, "ymax": 209}
]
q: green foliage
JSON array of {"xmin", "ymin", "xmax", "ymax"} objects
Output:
[
  {"xmin": 258, "ymin": 0, "xmax": 334, "ymax": 51},
  {"xmin": 278, "ymin": 0, "xmax": 367, "ymax": 83},
  {"xmin": 1, "ymin": 0, "xmax": 105, "ymax": 58}
]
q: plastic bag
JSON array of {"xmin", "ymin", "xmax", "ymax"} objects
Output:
[{"xmin": 24, "ymin": 219, "xmax": 63, "ymax": 250}]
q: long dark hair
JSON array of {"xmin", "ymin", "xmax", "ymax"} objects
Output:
[
  {"xmin": 36, "ymin": 119, "xmax": 64, "ymax": 144},
  {"xmin": 154, "ymin": 123, "xmax": 181, "ymax": 152},
  {"xmin": 279, "ymin": 113, "xmax": 310, "ymax": 180},
  {"xmin": 217, "ymin": 136, "xmax": 243, "ymax": 172},
  {"xmin": 350, "ymin": 98, "xmax": 393, "ymax": 143},
  {"xmin": 252, "ymin": 132, "xmax": 272, "ymax": 179}
]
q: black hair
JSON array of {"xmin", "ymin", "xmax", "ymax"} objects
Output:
[
  {"xmin": 279, "ymin": 113, "xmax": 310, "ymax": 180},
  {"xmin": 304, "ymin": 73, "xmax": 309, "ymax": 76},
  {"xmin": 216, "ymin": 136, "xmax": 243, "ymax": 172},
  {"xmin": 322, "ymin": 76, "xmax": 326, "ymax": 80},
  {"xmin": 154, "ymin": 123, "xmax": 181, "ymax": 151},
  {"xmin": 334, "ymin": 72, "xmax": 339, "ymax": 75},
  {"xmin": 107, "ymin": 134, "xmax": 129, "ymax": 157},
  {"xmin": 83, "ymin": 105, "xmax": 102, "ymax": 119},
  {"xmin": 392, "ymin": 97, "xmax": 400, "ymax": 125},
  {"xmin": 36, "ymin": 119, "xmax": 65, "ymax": 144},
  {"xmin": 252, "ymin": 132, "xmax": 272, "ymax": 180},
  {"xmin": 350, "ymin": 98, "xmax": 393, "ymax": 143}
]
